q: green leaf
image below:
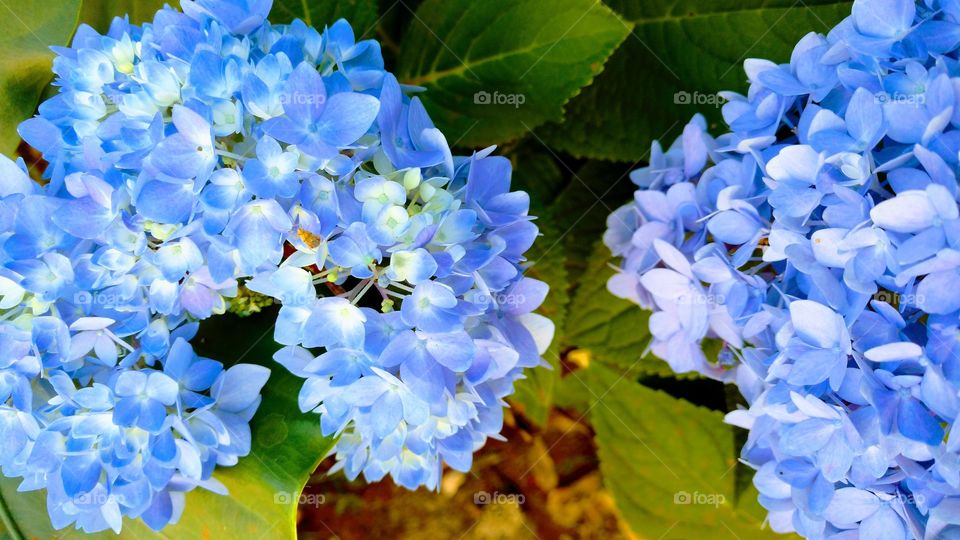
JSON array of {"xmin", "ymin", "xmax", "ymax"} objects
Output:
[
  {"xmin": 376, "ymin": 0, "xmax": 422, "ymax": 67},
  {"xmin": 553, "ymin": 368, "xmax": 594, "ymax": 413},
  {"xmin": 584, "ymin": 363, "xmax": 782, "ymax": 539},
  {"xmin": 0, "ymin": 311, "xmax": 335, "ymax": 539},
  {"xmin": 539, "ymin": 0, "xmax": 852, "ymax": 161},
  {"xmin": 544, "ymin": 160, "xmax": 637, "ymax": 285},
  {"xmin": 80, "ymin": 0, "xmax": 166, "ymax": 32},
  {"xmin": 0, "ymin": 0, "xmax": 81, "ymax": 154},
  {"xmin": 506, "ymin": 144, "xmax": 566, "ymax": 213},
  {"xmin": 271, "ymin": 0, "xmax": 380, "ymax": 37},
  {"xmin": 397, "ymin": 0, "xmax": 631, "ymax": 147}
]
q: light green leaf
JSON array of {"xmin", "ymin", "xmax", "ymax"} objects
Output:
[
  {"xmin": 397, "ymin": 0, "xmax": 631, "ymax": 147},
  {"xmin": 539, "ymin": 0, "xmax": 852, "ymax": 161},
  {"xmin": 80, "ymin": 0, "xmax": 167, "ymax": 32},
  {"xmin": 585, "ymin": 363, "xmax": 783, "ymax": 539},
  {"xmin": 553, "ymin": 368, "xmax": 594, "ymax": 413},
  {"xmin": 0, "ymin": 311, "xmax": 335, "ymax": 539},
  {"xmin": 0, "ymin": 0, "xmax": 81, "ymax": 154},
  {"xmin": 271, "ymin": 0, "xmax": 380, "ymax": 36}
]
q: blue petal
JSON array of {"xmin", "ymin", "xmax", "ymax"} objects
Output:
[
  {"xmin": 61, "ymin": 454, "xmax": 101, "ymax": 497},
  {"xmin": 897, "ymin": 398, "xmax": 943, "ymax": 445},
  {"xmin": 870, "ymin": 190, "xmax": 937, "ymax": 233},
  {"xmin": 135, "ymin": 180, "xmax": 194, "ymax": 224},
  {"xmin": 214, "ymin": 364, "xmax": 270, "ymax": 413},
  {"xmin": 860, "ymin": 505, "xmax": 906, "ymax": 540},
  {"xmin": 315, "ymin": 92, "xmax": 380, "ymax": 146}
]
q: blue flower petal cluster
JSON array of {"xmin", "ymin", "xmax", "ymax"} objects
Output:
[
  {"xmin": 605, "ymin": 0, "xmax": 960, "ymax": 537},
  {"xmin": 0, "ymin": 155, "xmax": 269, "ymax": 534},
  {"xmin": 14, "ymin": 0, "xmax": 551, "ymax": 529}
]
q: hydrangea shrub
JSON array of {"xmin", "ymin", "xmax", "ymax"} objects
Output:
[
  {"xmin": 21, "ymin": 0, "xmax": 960, "ymax": 537},
  {"xmin": 0, "ymin": 0, "xmax": 553, "ymax": 533},
  {"xmin": 605, "ymin": 0, "xmax": 960, "ymax": 537}
]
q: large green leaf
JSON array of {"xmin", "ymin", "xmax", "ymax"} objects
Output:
[
  {"xmin": 0, "ymin": 311, "xmax": 335, "ymax": 539},
  {"xmin": 544, "ymin": 160, "xmax": 637, "ymax": 285},
  {"xmin": 397, "ymin": 0, "xmax": 631, "ymax": 147},
  {"xmin": 584, "ymin": 363, "xmax": 782, "ymax": 539},
  {"xmin": 0, "ymin": 0, "xmax": 81, "ymax": 154},
  {"xmin": 80, "ymin": 0, "xmax": 166, "ymax": 32},
  {"xmin": 539, "ymin": 0, "xmax": 852, "ymax": 161},
  {"xmin": 271, "ymin": 0, "xmax": 380, "ymax": 37}
]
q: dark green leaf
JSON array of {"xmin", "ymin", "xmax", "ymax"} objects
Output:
[
  {"xmin": 376, "ymin": 0, "xmax": 422, "ymax": 66},
  {"xmin": 506, "ymin": 144, "xmax": 566, "ymax": 213},
  {"xmin": 544, "ymin": 160, "xmax": 637, "ymax": 284},
  {"xmin": 0, "ymin": 0, "xmax": 81, "ymax": 154},
  {"xmin": 0, "ymin": 311, "xmax": 335, "ymax": 539},
  {"xmin": 585, "ymin": 363, "xmax": 781, "ymax": 539},
  {"xmin": 271, "ymin": 0, "xmax": 380, "ymax": 37},
  {"xmin": 397, "ymin": 0, "xmax": 631, "ymax": 148},
  {"xmin": 539, "ymin": 0, "xmax": 852, "ymax": 161}
]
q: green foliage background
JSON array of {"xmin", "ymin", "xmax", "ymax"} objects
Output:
[{"xmin": 0, "ymin": 0, "xmax": 853, "ymax": 537}]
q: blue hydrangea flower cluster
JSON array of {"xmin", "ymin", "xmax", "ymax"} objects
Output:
[
  {"xmin": 0, "ymin": 155, "xmax": 269, "ymax": 534},
  {"xmin": 11, "ymin": 0, "xmax": 550, "ymax": 531},
  {"xmin": 605, "ymin": 0, "xmax": 960, "ymax": 537}
]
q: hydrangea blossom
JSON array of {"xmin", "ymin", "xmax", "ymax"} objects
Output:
[
  {"xmin": 605, "ymin": 0, "xmax": 960, "ymax": 537},
  {"xmin": 0, "ymin": 155, "xmax": 269, "ymax": 534},
  {"xmin": 9, "ymin": 0, "xmax": 551, "ymax": 531}
]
